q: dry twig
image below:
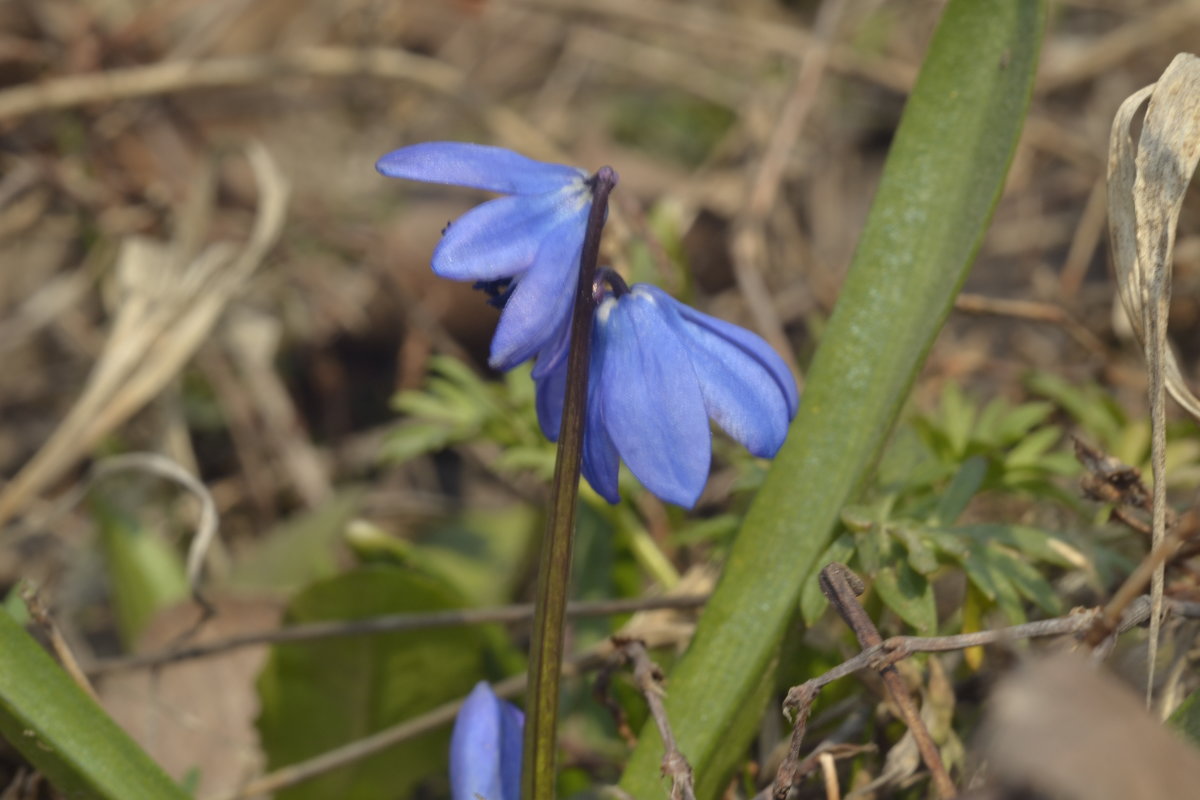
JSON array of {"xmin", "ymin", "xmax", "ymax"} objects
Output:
[
  {"xmin": 811, "ymin": 563, "xmax": 956, "ymax": 799},
  {"xmin": 609, "ymin": 637, "xmax": 696, "ymax": 800},
  {"xmin": 88, "ymin": 594, "xmax": 708, "ymax": 677}
]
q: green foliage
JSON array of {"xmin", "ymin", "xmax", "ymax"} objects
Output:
[
  {"xmin": 799, "ymin": 386, "xmax": 1096, "ymax": 629},
  {"xmin": 383, "ymin": 356, "xmax": 555, "ymax": 479},
  {"xmin": 1169, "ymin": 688, "xmax": 1200, "ymax": 749},
  {"xmin": 346, "ymin": 504, "xmax": 538, "ymax": 608},
  {"xmin": 620, "ymin": 2, "xmax": 1047, "ymax": 795},
  {"xmin": 256, "ymin": 565, "xmax": 511, "ymax": 800},
  {"xmin": 608, "ymin": 92, "xmax": 736, "ymax": 167},
  {"xmin": 0, "ymin": 609, "xmax": 190, "ymax": 799},
  {"xmin": 90, "ymin": 494, "xmax": 189, "ymax": 647},
  {"xmin": 225, "ymin": 490, "xmax": 365, "ymax": 594}
]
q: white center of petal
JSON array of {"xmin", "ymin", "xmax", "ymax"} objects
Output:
[{"xmin": 597, "ymin": 297, "xmax": 618, "ymax": 324}]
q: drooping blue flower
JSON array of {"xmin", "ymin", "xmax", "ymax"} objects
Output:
[
  {"xmin": 450, "ymin": 682, "xmax": 523, "ymax": 800},
  {"xmin": 535, "ymin": 280, "xmax": 799, "ymax": 508},
  {"xmin": 376, "ymin": 142, "xmax": 597, "ymax": 370}
]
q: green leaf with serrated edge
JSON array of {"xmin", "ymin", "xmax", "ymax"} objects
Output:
[
  {"xmin": 992, "ymin": 401, "xmax": 1055, "ymax": 443},
  {"xmin": 940, "ymin": 382, "xmax": 975, "ymax": 458},
  {"xmin": 892, "ymin": 523, "xmax": 940, "ymax": 575},
  {"xmin": 0, "ymin": 611, "xmax": 190, "ymax": 799},
  {"xmin": 1004, "ymin": 425, "xmax": 1063, "ymax": 469},
  {"xmin": 987, "ymin": 545, "xmax": 1061, "ymax": 614},
  {"xmin": 620, "ymin": 4, "xmax": 1044, "ymax": 795},
  {"xmin": 874, "ymin": 563, "xmax": 937, "ymax": 635},
  {"xmin": 799, "ymin": 535, "xmax": 857, "ymax": 625},
  {"xmin": 1025, "ymin": 371, "xmax": 1127, "ymax": 448},
  {"xmin": 964, "ymin": 548, "xmax": 1025, "ymax": 623},
  {"xmin": 972, "ymin": 397, "xmax": 1011, "ymax": 448},
  {"xmin": 256, "ymin": 566, "xmax": 503, "ymax": 800},
  {"xmin": 877, "ymin": 423, "xmax": 944, "ymax": 492},
  {"xmin": 951, "ymin": 524, "xmax": 1076, "ymax": 568},
  {"xmin": 1169, "ymin": 687, "xmax": 1200, "ymax": 748},
  {"xmin": 933, "ymin": 455, "xmax": 988, "ymax": 525}
]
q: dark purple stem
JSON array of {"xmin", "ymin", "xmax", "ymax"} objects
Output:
[{"xmin": 522, "ymin": 166, "xmax": 618, "ymax": 800}]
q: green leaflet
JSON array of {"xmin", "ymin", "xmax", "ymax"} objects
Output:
[
  {"xmin": 619, "ymin": 1, "xmax": 1046, "ymax": 797},
  {"xmin": 0, "ymin": 610, "xmax": 189, "ymax": 799}
]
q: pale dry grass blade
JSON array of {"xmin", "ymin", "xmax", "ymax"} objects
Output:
[
  {"xmin": 92, "ymin": 453, "xmax": 219, "ymax": 598},
  {"xmin": 1106, "ymin": 52, "xmax": 1200, "ymax": 704},
  {"xmin": 0, "ymin": 143, "xmax": 289, "ymax": 530}
]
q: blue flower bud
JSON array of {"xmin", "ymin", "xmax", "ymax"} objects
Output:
[{"xmin": 449, "ymin": 682, "xmax": 523, "ymax": 800}]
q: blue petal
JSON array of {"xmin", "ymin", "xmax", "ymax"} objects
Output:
[
  {"xmin": 643, "ymin": 286, "xmax": 798, "ymax": 457},
  {"xmin": 534, "ymin": 353, "xmax": 567, "ymax": 442},
  {"xmin": 581, "ymin": 318, "xmax": 621, "ymax": 503},
  {"xmin": 488, "ymin": 213, "xmax": 586, "ymax": 370},
  {"xmin": 597, "ymin": 290, "xmax": 710, "ymax": 507},
  {"xmin": 532, "ymin": 328, "xmax": 620, "ymax": 503},
  {"xmin": 376, "ymin": 142, "xmax": 586, "ymax": 195},
  {"xmin": 531, "ymin": 316, "xmax": 572, "ymax": 382},
  {"xmin": 433, "ymin": 188, "xmax": 586, "ymax": 281},
  {"xmin": 450, "ymin": 682, "xmax": 524, "ymax": 800},
  {"xmin": 665, "ymin": 289, "xmax": 800, "ymax": 418}
]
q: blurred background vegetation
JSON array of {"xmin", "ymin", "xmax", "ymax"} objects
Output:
[{"xmin": 2, "ymin": 1, "xmax": 1200, "ymax": 798}]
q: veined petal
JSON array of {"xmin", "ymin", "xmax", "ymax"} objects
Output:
[
  {"xmin": 663, "ymin": 288, "xmax": 800, "ymax": 417},
  {"xmin": 433, "ymin": 188, "xmax": 585, "ymax": 281},
  {"xmin": 533, "ymin": 327, "xmax": 621, "ymax": 502},
  {"xmin": 449, "ymin": 682, "xmax": 523, "ymax": 800},
  {"xmin": 643, "ymin": 286, "xmax": 797, "ymax": 457},
  {"xmin": 534, "ymin": 353, "xmax": 567, "ymax": 442},
  {"xmin": 598, "ymin": 290, "xmax": 711, "ymax": 508},
  {"xmin": 488, "ymin": 213, "xmax": 586, "ymax": 370},
  {"xmin": 582, "ymin": 323, "xmax": 620, "ymax": 503},
  {"xmin": 531, "ymin": 314, "xmax": 572, "ymax": 382},
  {"xmin": 376, "ymin": 142, "xmax": 586, "ymax": 195}
]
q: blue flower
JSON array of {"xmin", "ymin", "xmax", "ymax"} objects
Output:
[
  {"xmin": 376, "ymin": 142, "xmax": 596, "ymax": 370},
  {"xmin": 535, "ymin": 281, "xmax": 799, "ymax": 508},
  {"xmin": 450, "ymin": 682, "xmax": 523, "ymax": 800}
]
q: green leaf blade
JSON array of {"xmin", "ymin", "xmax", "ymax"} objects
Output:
[
  {"xmin": 619, "ymin": 2, "xmax": 1046, "ymax": 797},
  {"xmin": 0, "ymin": 611, "xmax": 190, "ymax": 800}
]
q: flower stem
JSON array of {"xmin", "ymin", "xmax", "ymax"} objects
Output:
[{"xmin": 522, "ymin": 166, "xmax": 617, "ymax": 800}]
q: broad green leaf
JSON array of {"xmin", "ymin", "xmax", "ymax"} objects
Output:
[
  {"xmin": 256, "ymin": 566, "xmax": 501, "ymax": 799},
  {"xmin": 620, "ymin": 3, "xmax": 1045, "ymax": 796},
  {"xmin": 874, "ymin": 563, "xmax": 937, "ymax": 635},
  {"xmin": 0, "ymin": 611, "xmax": 190, "ymax": 799},
  {"xmin": 225, "ymin": 491, "xmax": 363, "ymax": 594}
]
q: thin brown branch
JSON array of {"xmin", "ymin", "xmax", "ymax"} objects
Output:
[
  {"xmin": 21, "ymin": 587, "xmax": 98, "ymax": 702},
  {"xmin": 769, "ymin": 588, "xmax": 1188, "ymax": 799},
  {"xmin": 611, "ymin": 637, "xmax": 696, "ymax": 800},
  {"xmin": 86, "ymin": 594, "xmax": 708, "ymax": 677},
  {"xmin": 953, "ymin": 293, "xmax": 1107, "ymax": 356},
  {"xmin": 816, "ymin": 563, "xmax": 957, "ymax": 799}
]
